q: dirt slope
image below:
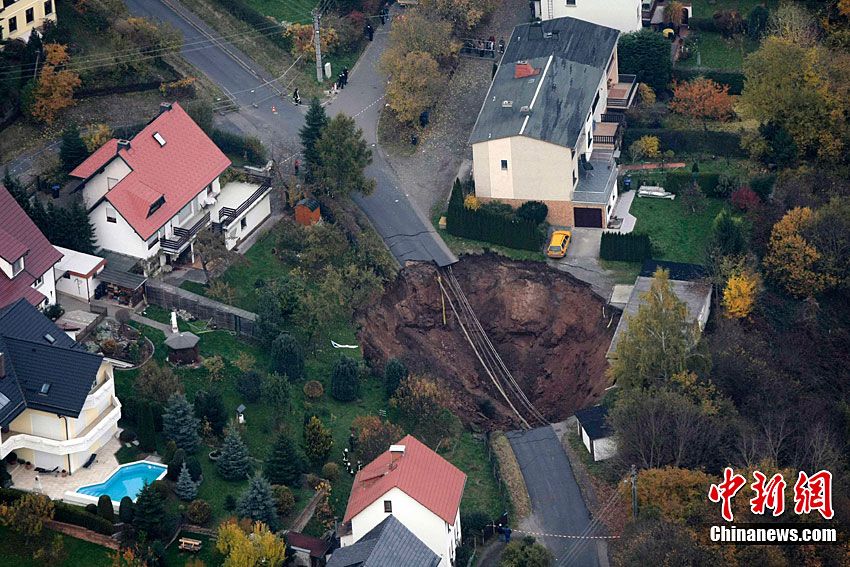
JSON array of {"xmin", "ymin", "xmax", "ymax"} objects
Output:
[{"xmin": 357, "ymin": 254, "xmax": 619, "ymax": 428}]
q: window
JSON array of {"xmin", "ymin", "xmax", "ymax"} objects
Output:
[
  {"xmin": 39, "ymin": 383, "xmax": 50, "ymax": 395},
  {"xmin": 153, "ymin": 132, "xmax": 166, "ymax": 146},
  {"xmin": 147, "ymin": 195, "xmax": 166, "ymax": 217},
  {"xmin": 500, "ymin": 159, "xmax": 508, "ymax": 170},
  {"xmin": 178, "ymin": 201, "xmax": 193, "ymax": 223},
  {"xmin": 25, "ymin": 7, "xmax": 33, "ymax": 23},
  {"xmin": 8, "ymin": 16, "xmax": 17, "ymax": 33},
  {"xmin": 383, "ymin": 500, "xmax": 392, "ymax": 513},
  {"xmin": 572, "ymin": 167, "xmax": 577, "ymax": 186},
  {"xmin": 33, "ymin": 275, "xmax": 43, "ymax": 287},
  {"xmin": 12, "ymin": 257, "xmax": 24, "ymax": 276},
  {"xmin": 106, "ymin": 206, "xmax": 117, "ymax": 223},
  {"xmin": 44, "ymin": 0, "xmax": 53, "ymax": 15},
  {"xmin": 147, "ymin": 234, "xmax": 159, "ymax": 250},
  {"xmin": 591, "ymin": 92, "xmax": 600, "ymax": 115},
  {"xmin": 240, "ymin": 217, "xmax": 247, "ymax": 230},
  {"xmin": 566, "ymin": 0, "xmax": 576, "ymax": 5}
]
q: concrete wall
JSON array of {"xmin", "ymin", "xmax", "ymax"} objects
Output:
[
  {"xmin": 90, "ymin": 201, "xmax": 154, "ymax": 261},
  {"xmin": 534, "ymin": 0, "xmax": 641, "ymax": 32},
  {"xmin": 0, "ymin": 0, "xmax": 57, "ymax": 42},
  {"xmin": 593, "ymin": 437, "xmax": 618, "ymax": 461},
  {"xmin": 346, "ymin": 487, "xmax": 460, "ymax": 567},
  {"xmin": 55, "ymin": 270, "xmax": 96, "ymax": 301}
]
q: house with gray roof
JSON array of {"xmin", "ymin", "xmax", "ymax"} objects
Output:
[
  {"xmin": 328, "ymin": 515, "xmax": 440, "ymax": 567},
  {"xmin": 469, "ymin": 17, "xmax": 638, "ymax": 228}
]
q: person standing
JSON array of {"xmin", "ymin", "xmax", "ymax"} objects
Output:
[
  {"xmin": 342, "ymin": 67, "xmax": 349, "ymax": 87},
  {"xmin": 365, "ymin": 23, "xmax": 374, "ymax": 41}
]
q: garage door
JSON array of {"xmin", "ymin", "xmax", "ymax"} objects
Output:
[{"xmin": 574, "ymin": 207, "xmax": 603, "ymax": 228}]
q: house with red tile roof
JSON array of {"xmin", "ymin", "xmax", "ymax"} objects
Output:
[
  {"xmin": 70, "ymin": 102, "xmax": 272, "ymax": 273},
  {"xmin": 340, "ymin": 435, "xmax": 467, "ymax": 567},
  {"xmin": 0, "ymin": 186, "xmax": 63, "ymax": 310}
]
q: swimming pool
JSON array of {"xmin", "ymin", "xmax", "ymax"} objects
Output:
[{"xmin": 76, "ymin": 461, "xmax": 167, "ymax": 502}]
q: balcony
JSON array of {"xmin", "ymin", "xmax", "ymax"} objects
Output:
[
  {"xmin": 217, "ymin": 178, "xmax": 272, "ymax": 230},
  {"xmin": 593, "ymin": 121, "xmax": 622, "ymax": 149},
  {"xmin": 607, "ymin": 74, "xmax": 638, "ymax": 110},
  {"xmin": 160, "ymin": 211, "xmax": 211, "ymax": 254},
  {"xmin": 0, "ymin": 398, "xmax": 122, "ymax": 457}
]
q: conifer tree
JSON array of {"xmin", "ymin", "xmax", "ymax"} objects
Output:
[
  {"xmin": 270, "ymin": 333, "xmax": 305, "ymax": 382},
  {"xmin": 264, "ymin": 432, "xmax": 305, "ymax": 486},
  {"xmin": 236, "ymin": 473, "xmax": 279, "ymax": 531},
  {"xmin": 118, "ymin": 496, "xmax": 134, "ymax": 524},
  {"xmin": 331, "ymin": 357, "xmax": 360, "ymax": 402},
  {"xmin": 137, "ymin": 401, "xmax": 157, "ymax": 453},
  {"xmin": 132, "ymin": 482, "xmax": 166, "ymax": 540},
  {"xmin": 162, "ymin": 393, "xmax": 200, "ymax": 454},
  {"xmin": 217, "ymin": 427, "xmax": 252, "ymax": 481},
  {"xmin": 304, "ymin": 416, "xmax": 333, "ymax": 467},
  {"xmin": 176, "ymin": 462, "xmax": 198, "ymax": 501},
  {"xmin": 59, "ymin": 123, "xmax": 88, "ymax": 172},
  {"xmin": 299, "ymin": 97, "xmax": 328, "ymax": 180},
  {"xmin": 167, "ymin": 448, "xmax": 186, "ymax": 481}
]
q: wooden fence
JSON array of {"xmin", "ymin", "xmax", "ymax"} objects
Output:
[{"xmin": 144, "ymin": 281, "xmax": 256, "ymax": 338}]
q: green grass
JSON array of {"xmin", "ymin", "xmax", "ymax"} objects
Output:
[
  {"xmin": 678, "ymin": 31, "xmax": 749, "ymax": 69},
  {"xmin": 441, "ymin": 433, "xmax": 505, "ymax": 518},
  {"xmin": 179, "ymin": 280, "xmax": 209, "ymax": 297},
  {"xmin": 688, "ymin": 0, "xmax": 777, "ymax": 18},
  {"xmin": 0, "ymin": 526, "xmax": 113, "ymax": 567},
  {"xmin": 164, "ymin": 533, "xmax": 219, "ymax": 566},
  {"xmin": 599, "ymin": 260, "xmax": 642, "ymax": 285},
  {"xmin": 432, "ymin": 212, "xmax": 545, "ymax": 263},
  {"xmin": 244, "ymin": 0, "xmax": 312, "ymax": 23},
  {"xmin": 630, "ymin": 196, "xmax": 726, "ymax": 264}
]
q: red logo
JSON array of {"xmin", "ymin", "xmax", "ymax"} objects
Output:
[
  {"xmin": 709, "ymin": 467, "xmax": 746, "ymax": 522},
  {"xmin": 750, "ymin": 471, "xmax": 786, "ymax": 517},
  {"xmin": 793, "ymin": 470, "xmax": 834, "ymax": 520}
]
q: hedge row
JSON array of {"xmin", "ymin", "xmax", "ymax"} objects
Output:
[
  {"xmin": 627, "ymin": 171, "xmax": 722, "ymax": 196},
  {"xmin": 208, "ymin": 0, "xmax": 289, "ymax": 51},
  {"xmin": 0, "ymin": 487, "xmax": 114, "ymax": 535},
  {"xmin": 687, "ymin": 18, "xmax": 718, "ymax": 33},
  {"xmin": 671, "ymin": 68, "xmax": 745, "ymax": 95},
  {"xmin": 211, "ymin": 128, "xmax": 269, "ymax": 164},
  {"xmin": 446, "ymin": 181, "xmax": 545, "ymax": 251},
  {"xmin": 624, "ymin": 128, "xmax": 745, "ymax": 159},
  {"xmin": 600, "ymin": 232, "xmax": 652, "ymax": 262}
]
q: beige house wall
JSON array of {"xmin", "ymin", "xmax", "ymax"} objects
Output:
[
  {"xmin": 1, "ymin": 0, "xmax": 56, "ymax": 42},
  {"xmin": 473, "ymin": 137, "xmax": 575, "ymax": 202}
]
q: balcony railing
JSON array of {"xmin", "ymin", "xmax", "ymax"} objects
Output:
[
  {"xmin": 160, "ymin": 211, "xmax": 211, "ymax": 253},
  {"xmin": 607, "ymin": 74, "xmax": 638, "ymax": 109},
  {"xmin": 219, "ymin": 179, "xmax": 272, "ymax": 229},
  {"xmin": 593, "ymin": 121, "xmax": 622, "ymax": 148}
]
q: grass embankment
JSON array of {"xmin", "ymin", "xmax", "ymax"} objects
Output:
[{"xmin": 490, "ymin": 432, "xmax": 531, "ymax": 520}]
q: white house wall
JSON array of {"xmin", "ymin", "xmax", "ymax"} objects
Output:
[
  {"xmin": 80, "ymin": 158, "xmax": 132, "ymax": 210},
  {"xmin": 593, "ymin": 437, "xmax": 618, "ymax": 461},
  {"xmin": 33, "ymin": 267, "xmax": 57, "ymax": 306},
  {"xmin": 89, "ymin": 201, "xmax": 154, "ymax": 261},
  {"xmin": 55, "ymin": 271, "xmax": 96, "ymax": 301},
  {"xmin": 534, "ymin": 0, "xmax": 642, "ymax": 32},
  {"xmin": 223, "ymin": 191, "xmax": 272, "ymax": 251},
  {"xmin": 347, "ymin": 487, "xmax": 460, "ymax": 567}
]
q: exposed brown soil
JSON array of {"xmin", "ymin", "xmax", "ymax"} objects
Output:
[{"xmin": 357, "ymin": 254, "xmax": 619, "ymax": 428}]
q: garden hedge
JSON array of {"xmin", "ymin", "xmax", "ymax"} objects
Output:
[
  {"xmin": 624, "ymin": 128, "xmax": 745, "ymax": 159},
  {"xmin": 211, "ymin": 129, "xmax": 269, "ymax": 164},
  {"xmin": 600, "ymin": 233, "xmax": 652, "ymax": 262},
  {"xmin": 627, "ymin": 171, "xmax": 722, "ymax": 196},
  {"xmin": 446, "ymin": 181, "xmax": 546, "ymax": 251},
  {"xmin": 0, "ymin": 488, "xmax": 114, "ymax": 535},
  {"xmin": 671, "ymin": 68, "xmax": 745, "ymax": 95},
  {"xmin": 686, "ymin": 18, "xmax": 718, "ymax": 33}
]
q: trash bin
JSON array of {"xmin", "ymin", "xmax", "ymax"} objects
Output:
[
  {"xmin": 51, "ymin": 184, "xmax": 61, "ymax": 198},
  {"xmin": 623, "ymin": 175, "xmax": 632, "ymax": 191}
]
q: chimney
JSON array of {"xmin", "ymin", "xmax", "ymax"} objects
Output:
[
  {"xmin": 0, "ymin": 352, "xmax": 5, "ymax": 379},
  {"xmin": 117, "ymin": 139, "xmax": 131, "ymax": 152},
  {"xmin": 389, "ymin": 444, "xmax": 405, "ymax": 466},
  {"xmin": 159, "ymin": 102, "xmax": 173, "ymax": 114}
]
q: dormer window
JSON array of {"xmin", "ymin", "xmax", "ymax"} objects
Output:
[
  {"xmin": 40, "ymin": 383, "xmax": 51, "ymax": 395},
  {"xmin": 11, "ymin": 257, "xmax": 24, "ymax": 277},
  {"xmin": 147, "ymin": 195, "xmax": 166, "ymax": 217},
  {"xmin": 153, "ymin": 132, "xmax": 166, "ymax": 147}
]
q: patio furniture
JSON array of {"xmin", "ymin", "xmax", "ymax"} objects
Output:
[
  {"xmin": 637, "ymin": 185, "xmax": 675, "ymax": 200},
  {"xmin": 82, "ymin": 453, "xmax": 97, "ymax": 469},
  {"xmin": 178, "ymin": 537, "xmax": 203, "ymax": 552},
  {"xmin": 34, "ymin": 466, "xmax": 59, "ymax": 474}
]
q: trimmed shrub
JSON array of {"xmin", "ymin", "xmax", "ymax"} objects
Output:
[
  {"xmin": 186, "ymin": 499, "xmax": 212, "ymax": 525},
  {"xmin": 304, "ymin": 380, "xmax": 324, "ymax": 399},
  {"xmin": 600, "ymin": 233, "xmax": 652, "ymax": 262},
  {"xmin": 118, "ymin": 497, "xmax": 134, "ymax": 524},
  {"xmin": 272, "ymin": 485, "xmax": 295, "ymax": 516},
  {"xmin": 516, "ymin": 200, "xmax": 549, "ymax": 225},
  {"xmin": 211, "ymin": 129, "xmax": 268, "ymax": 164},
  {"xmin": 85, "ymin": 504, "xmax": 98, "ymax": 515},
  {"xmin": 168, "ymin": 448, "xmax": 186, "ymax": 481},
  {"xmin": 321, "ymin": 462, "xmax": 340, "ymax": 482},
  {"xmin": 623, "ymin": 128, "xmax": 744, "ymax": 159},
  {"xmin": 671, "ymin": 68, "xmax": 744, "ymax": 95},
  {"xmin": 55, "ymin": 503, "xmax": 114, "ymax": 535},
  {"xmin": 331, "ymin": 357, "xmax": 360, "ymax": 402},
  {"xmin": 97, "ymin": 494, "xmax": 115, "ymax": 522},
  {"xmin": 118, "ymin": 430, "xmax": 136, "ymax": 443}
]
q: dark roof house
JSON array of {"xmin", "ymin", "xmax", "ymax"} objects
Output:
[
  {"xmin": 0, "ymin": 187, "xmax": 63, "ymax": 309},
  {"xmin": 328, "ymin": 515, "xmax": 440, "ymax": 567},
  {"xmin": 575, "ymin": 405, "xmax": 612, "ymax": 441},
  {"xmin": 0, "ymin": 299, "xmax": 105, "ymax": 427}
]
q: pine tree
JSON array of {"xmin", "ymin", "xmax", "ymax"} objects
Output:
[
  {"xmin": 299, "ymin": 97, "xmax": 328, "ymax": 181},
  {"xmin": 270, "ymin": 333, "xmax": 305, "ymax": 382},
  {"xmin": 59, "ymin": 123, "xmax": 89, "ymax": 172},
  {"xmin": 304, "ymin": 416, "xmax": 333, "ymax": 467},
  {"xmin": 384, "ymin": 358, "xmax": 408, "ymax": 399},
  {"xmin": 236, "ymin": 473, "xmax": 279, "ymax": 531},
  {"xmin": 176, "ymin": 462, "xmax": 198, "ymax": 501},
  {"xmin": 331, "ymin": 357, "xmax": 360, "ymax": 402},
  {"xmin": 167, "ymin": 448, "xmax": 186, "ymax": 481},
  {"xmin": 216, "ymin": 427, "xmax": 252, "ymax": 481},
  {"xmin": 137, "ymin": 401, "xmax": 157, "ymax": 453},
  {"xmin": 264, "ymin": 432, "xmax": 305, "ymax": 486},
  {"xmin": 3, "ymin": 168, "xmax": 30, "ymax": 213},
  {"xmin": 314, "ymin": 114, "xmax": 375, "ymax": 197},
  {"xmin": 132, "ymin": 482, "xmax": 166, "ymax": 540},
  {"xmin": 162, "ymin": 393, "xmax": 200, "ymax": 454}
]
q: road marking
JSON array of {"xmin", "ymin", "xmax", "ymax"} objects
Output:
[
  {"xmin": 512, "ymin": 529, "xmax": 620, "ymax": 540},
  {"xmin": 353, "ymin": 94, "xmax": 386, "ymax": 118}
]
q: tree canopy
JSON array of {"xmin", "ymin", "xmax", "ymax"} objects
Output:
[
  {"xmin": 617, "ymin": 30, "xmax": 672, "ymax": 91},
  {"xmin": 314, "ymin": 114, "xmax": 375, "ymax": 197}
]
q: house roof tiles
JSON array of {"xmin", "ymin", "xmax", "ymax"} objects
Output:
[
  {"xmin": 343, "ymin": 435, "xmax": 466, "ymax": 524},
  {"xmin": 327, "ymin": 516, "xmax": 440, "ymax": 567}
]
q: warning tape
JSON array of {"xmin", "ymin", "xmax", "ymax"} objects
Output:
[{"xmin": 512, "ymin": 529, "xmax": 621, "ymax": 540}]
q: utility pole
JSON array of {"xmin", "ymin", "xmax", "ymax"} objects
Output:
[
  {"xmin": 312, "ymin": 8, "xmax": 323, "ymax": 83},
  {"xmin": 630, "ymin": 464, "xmax": 638, "ymax": 519}
]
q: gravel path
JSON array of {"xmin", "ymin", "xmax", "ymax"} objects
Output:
[{"xmin": 384, "ymin": 0, "xmax": 531, "ymax": 217}]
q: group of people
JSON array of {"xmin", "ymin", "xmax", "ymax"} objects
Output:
[
  {"xmin": 336, "ymin": 67, "xmax": 349, "ymax": 90},
  {"xmin": 462, "ymin": 36, "xmax": 506, "ymax": 58},
  {"xmin": 365, "ymin": 7, "xmax": 390, "ymax": 41}
]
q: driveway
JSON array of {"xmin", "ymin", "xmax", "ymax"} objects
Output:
[
  {"xmin": 124, "ymin": 0, "xmax": 457, "ymax": 267},
  {"xmin": 546, "ymin": 229, "xmax": 614, "ymax": 300},
  {"xmin": 507, "ymin": 426, "xmax": 605, "ymax": 565}
]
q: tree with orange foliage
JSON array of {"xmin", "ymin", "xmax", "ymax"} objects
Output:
[
  {"xmin": 763, "ymin": 207, "xmax": 836, "ymax": 297},
  {"xmin": 722, "ymin": 270, "xmax": 760, "ymax": 319},
  {"xmin": 30, "ymin": 43, "xmax": 81, "ymax": 124},
  {"xmin": 285, "ymin": 23, "xmax": 338, "ymax": 58},
  {"xmin": 617, "ymin": 467, "xmax": 715, "ymax": 524},
  {"xmin": 391, "ymin": 375, "xmax": 455, "ymax": 445},
  {"xmin": 351, "ymin": 415, "xmax": 405, "ymax": 462},
  {"xmin": 668, "ymin": 77, "xmax": 734, "ymax": 129}
]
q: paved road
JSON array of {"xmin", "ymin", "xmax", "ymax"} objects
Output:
[
  {"xmin": 507, "ymin": 426, "xmax": 602, "ymax": 566},
  {"xmin": 124, "ymin": 0, "xmax": 456, "ymax": 267}
]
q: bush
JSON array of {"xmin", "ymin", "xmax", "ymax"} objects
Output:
[
  {"xmin": 670, "ymin": 68, "xmax": 744, "ymax": 95},
  {"xmin": 97, "ymin": 495, "xmax": 115, "ymax": 522},
  {"xmin": 384, "ymin": 358, "xmax": 408, "ymax": 399},
  {"xmin": 118, "ymin": 430, "xmax": 137, "ymax": 443},
  {"xmin": 687, "ymin": 17, "xmax": 717, "ymax": 33},
  {"xmin": 237, "ymin": 370, "xmax": 263, "ymax": 403},
  {"xmin": 600, "ymin": 233, "xmax": 652, "ymax": 262},
  {"xmin": 321, "ymin": 462, "xmax": 340, "ymax": 482},
  {"xmin": 271, "ymin": 333, "xmax": 305, "ymax": 381},
  {"xmin": 331, "ymin": 357, "xmax": 360, "ymax": 402},
  {"xmin": 186, "ymin": 456, "xmax": 203, "ymax": 482},
  {"xmin": 85, "ymin": 503, "xmax": 98, "ymax": 515},
  {"xmin": 168, "ymin": 449, "xmax": 186, "ymax": 481},
  {"xmin": 305, "ymin": 473, "xmax": 322, "ymax": 490},
  {"xmin": 461, "ymin": 511, "xmax": 491, "ymax": 538},
  {"xmin": 118, "ymin": 497, "xmax": 134, "ymax": 524},
  {"xmin": 5, "ymin": 452, "xmax": 17, "ymax": 465},
  {"xmin": 224, "ymin": 494, "xmax": 237, "ymax": 511},
  {"xmin": 456, "ymin": 544, "xmax": 474, "ymax": 566},
  {"xmin": 272, "ymin": 485, "xmax": 295, "ymax": 516},
  {"xmin": 186, "ymin": 499, "xmax": 212, "ymax": 525},
  {"xmin": 516, "ymin": 201, "xmax": 548, "ymax": 224},
  {"xmin": 623, "ymin": 128, "xmax": 744, "ymax": 159},
  {"xmin": 749, "ymin": 174, "xmax": 775, "ymax": 200},
  {"xmin": 55, "ymin": 503, "xmax": 114, "ymax": 535},
  {"xmin": 211, "ymin": 128, "xmax": 269, "ymax": 164},
  {"xmin": 0, "ymin": 466, "xmax": 9, "ymax": 489},
  {"xmin": 304, "ymin": 380, "xmax": 324, "ymax": 399},
  {"xmin": 715, "ymin": 174, "xmax": 739, "ymax": 198}
]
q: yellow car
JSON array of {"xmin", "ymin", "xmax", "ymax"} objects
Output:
[{"xmin": 546, "ymin": 230, "xmax": 571, "ymax": 258}]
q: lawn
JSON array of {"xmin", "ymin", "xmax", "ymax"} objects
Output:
[
  {"xmin": 244, "ymin": 0, "xmax": 313, "ymax": 23},
  {"xmin": 630, "ymin": 195, "xmax": 726, "ymax": 264},
  {"xmin": 0, "ymin": 526, "xmax": 113, "ymax": 567},
  {"xmin": 678, "ymin": 31, "xmax": 749, "ymax": 69},
  {"xmin": 432, "ymin": 212, "xmax": 545, "ymax": 263},
  {"xmin": 164, "ymin": 533, "xmax": 219, "ymax": 566}
]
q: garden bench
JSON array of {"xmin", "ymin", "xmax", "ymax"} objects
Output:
[{"xmin": 178, "ymin": 537, "xmax": 202, "ymax": 552}]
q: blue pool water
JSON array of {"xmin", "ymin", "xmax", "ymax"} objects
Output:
[{"xmin": 76, "ymin": 462, "xmax": 167, "ymax": 501}]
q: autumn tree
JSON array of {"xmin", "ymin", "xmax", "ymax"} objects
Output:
[
  {"xmin": 391, "ymin": 375, "xmax": 456, "ymax": 445},
  {"xmin": 419, "ymin": 0, "xmax": 494, "ymax": 30},
  {"xmin": 763, "ymin": 207, "xmax": 836, "ymax": 297},
  {"xmin": 0, "ymin": 493, "xmax": 54, "ymax": 548},
  {"xmin": 135, "ymin": 361, "xmax": 182, "ymax": 405},
  {"xmin": 807, "ymin": 197, "xmax": 850, "ymax": 290},
  {"xmin": 678, "ymin": 182, "xmax": 707, "ymax": 216},
  {"xmin": 629, "ymin": 135, "xmax": 660, "ymax": 162},
  {"xmin": 668, "ymin": 78, "xmax": 734, "ymax": 129},
  {"xmin": 304, "ymin": 415, "xmax": 334, "ymax": 466},
  {"xmin": 194, "ymin": 227, "xmax": 240, "ymax": 282},
  {"xmin": 314, "ymin": 114, "xmax": 375, "ymax": 197},
  {"xmin": 768, "ymin": 2, "xmax": 819, "ymax": 46},
  {"xmin": 286, "ymin": 22, "xmax": 339, "ymax": 57},
  {"xmin": 385, "ymin": 10, "xmax": 456, "ymax": 61},
  {"xmin": 609, "ymin": 269, "xmax": 701, "ymax": 390},
  {"xmin": 664, "ymin": 1, "xmax": 685, "ymax": 26},
  {"xmin": 722, "ymin": 270, "xmax": 760, "ymax": 318},
  {"xmin": 216, "ymin": 519, "xmax": 286, "ymax": 567},
  {"xmin": 30, "ymin": 43, "xmax": 81, "ymax": 124},
  {"xmin": 625, "ymin": 467, "xmax": 715, "ymax": 524},
  {"xmin": 500, "ymin": 536, "xmax": 553, "ymax": 567},
  {"xmin": 352, "ymin": 415, "xmax": 405, "ymax": 462},
  {"xmin": 637, "ymin": 83, "xmax": 656, "ymax": 107},
  {"xmin": 202, "ymin": 355, "xmax": 225, "ymax": 384},
  {"xmin": 613, "ymin": 518, "xmax": 723, "ymax": 566},
  {"xmin": 381, "ymin": 51, "xmax": 444, "ymax": 126}
]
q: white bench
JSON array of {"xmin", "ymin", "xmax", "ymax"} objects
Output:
[{"xmin": 638, "ymin": 185, "xmax": 675, "ymax": 200}]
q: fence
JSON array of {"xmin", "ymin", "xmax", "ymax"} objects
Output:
[{"xmin": 144, "ymin": 281, "xmax": 256, "ymax": 338}]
